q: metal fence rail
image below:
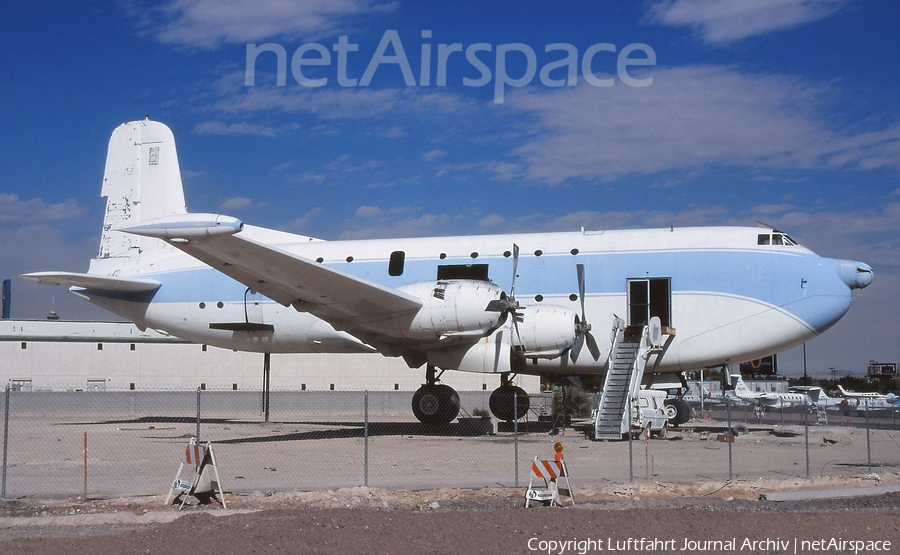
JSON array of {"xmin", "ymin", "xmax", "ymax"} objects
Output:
[{"xmin": 2, "ymin": 386, "xmax": 898, "ymax": 499}]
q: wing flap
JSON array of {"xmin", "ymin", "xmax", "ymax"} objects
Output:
[{"xmin": 20, "ymin": 272, "xmax": 160, "ymax": 292}]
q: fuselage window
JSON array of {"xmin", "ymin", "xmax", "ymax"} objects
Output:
[{"xmin": 389, "ymin": 251, "xmax": 405, "ymax": 276}]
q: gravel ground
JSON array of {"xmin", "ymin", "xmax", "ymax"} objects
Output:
[{"xmin": 2, "ymin": 476, "xmax": 900, "ymax": 554}]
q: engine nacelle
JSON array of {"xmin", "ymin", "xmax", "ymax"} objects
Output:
[
  {"xmin": 391, "ymin": 280, "xmax": 506, "ymax": 339},
  {"xmin": 514, "ymin": 305, "xmax": 577, "ymax": 358}
]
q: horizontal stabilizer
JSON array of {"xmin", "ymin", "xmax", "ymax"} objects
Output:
[{"xmin": 19, "ymin": 272, "xmax": 160, "ymax": 293}]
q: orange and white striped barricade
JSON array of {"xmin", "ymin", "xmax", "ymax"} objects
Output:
[
  {"xmin": 165, "ymin": 437, "xmax": 227, "ymax": 509},
  {"xmin": 525, "ymin": 457, "xmax": 574, "ymax": 507}
]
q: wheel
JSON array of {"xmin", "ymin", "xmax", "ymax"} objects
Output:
[
  {"xmin": 412, "ymin": 384, "xmax": 460, "ymax": 425},
  {"xmin": 652, "ymin": 423, "xmax": 668, "ymax": 438},
  {"xmin": 673, "ymin": 398, "xmax": 692, "ymax": 425},
  {"xmin": 489, "ymin": 385, "xmax": 530, "ymax": 421},
  {"xmin": 665, "ymin": 398, "xmax": 691, "ymax": 426},
  {"xmin": 663, "ymin": 400, "xmax": 678, "ymax": 421}
]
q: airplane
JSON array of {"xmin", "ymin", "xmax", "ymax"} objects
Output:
[
  {"xmin": 836, "ymin": 386, "xmax": 899, "ymax": 413},
  {"xmin": 683, "ymin": 383, "xmax": 721, "ymax": 406},
  {"xmin": 730, "ymin": 374, "xmax": 813, "ymax": 408},
  {"xmin": 789, "ymin": 385, "xmax": 840, "ymax": 410},
  {"xmin": 21, "ymin": 118, "xmax": 874, "ymax": 425},
  {"xmin": 837, "ymin": 385, "xmax": 891, "ymax": 400}
]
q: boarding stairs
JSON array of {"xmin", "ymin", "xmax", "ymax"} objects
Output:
[{"xmin": 594, "ymin": 320, "xmax": 650, "ymax": 440}]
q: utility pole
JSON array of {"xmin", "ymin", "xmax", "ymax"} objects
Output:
[{"xmin": 802, "ymin": 343, "xmax": 808, "ymax": 385}]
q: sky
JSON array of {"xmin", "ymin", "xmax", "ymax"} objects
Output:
[{"xmin": 1, "ymin": 0, "xmax": 899, "ymax": 379}]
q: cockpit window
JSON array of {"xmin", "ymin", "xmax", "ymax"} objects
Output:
[{"xmin": 757, "ymin": 232, "xmax": 798, "ymax": 247}]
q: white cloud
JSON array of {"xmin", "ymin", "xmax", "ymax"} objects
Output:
[
  {"xmin": 219, "ymin": 197, "xmax": 254, "ymax": 210},
  {"xmin": 147, "ymin": 0, "xmax": 397, "ymax": 47},
  {"xmin": 477, "ymin": 214, "xmax": 506, "ymax": 228},
  {"xmin": 647, "ymin": 0, "xmax": 851, "ymax": 43},
  {"xmin": 282, "ymin": 207, "xmax": 324, "ymax": 232},
  {"xmin": 354, "ymin": 205, "xmax": 383, "ymax": 218},
  {"xmin": 421, "ymin": 149, "xmax": 446, "ymax": 162},
  {"xmin": 193, "ymin": 121, "xmax": 278, "ymax": 137},
  {"xmin": 384, "ymin": 126, "xmax": 405, "ymax": 139},
  {"xmin": 0, "ymin": 194, "xmax": 87, "ymax": 224},
  {"xmin": 506, "ymin": 65, "xmax": 900, "ymax": 184},
  {"xmin": 218, "ymin": 83, "xmax": 472, "ymax": 120}
]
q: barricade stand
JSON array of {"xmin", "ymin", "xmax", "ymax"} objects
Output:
[
  {"xmin": 524, "ymin": 457, "xmax": 575, "ymax": 507},
  {"xmin": 165, "ymin": 437, "xmax": 227, "ymax": 510}
]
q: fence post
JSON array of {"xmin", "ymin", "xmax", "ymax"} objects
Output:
[
  {"xmin": 513, "ymin": 389, "xmax": 519, "ymax": 488},
  {"xmin": 364, "ymin": 390, "xmax": 369, "ymax": 487},
  {"xmin": 804, "ymin": 403, "xmax": 810, "ymax": 479},
  {"xmin": 628, "ymin": 394, "xmax": 634, "ymax": 483},
  {"xmin": 196, "ymin": 386, "xmax": 201, "ymax": 442},
  {"xmin": 865, "ymin": 399, "xmax": 872, "ymax": 474},
  {"xmin": 2, "ymin": 384, "xmax": 9, "ymax": 498},
  {"xmin": 726, "ymin": 396, "xmax": 733, "ymax": 481}
]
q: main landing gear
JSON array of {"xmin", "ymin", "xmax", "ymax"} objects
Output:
[
  {"xmin": 412, "ymin": 365, "xmax": 461, "ymax": 426},
  {"xmin": 489, "ymin": 373, "xmax": 530, "ymax": 422},
  {"xmin": 411, "ymin": 368, "xmax": 531, "ymax": 425},
  {"xmin": 663, "ymin": 397, "xmax": 692, "ymax": 426}
]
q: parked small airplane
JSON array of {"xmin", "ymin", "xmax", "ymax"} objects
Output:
[
  {"xmin": 836, "ymin": 386, "xmax": 899, "ymax": 413},
  {"xmin": 731, "ymin": 375, "xmax": 812, "ymax": 408},
  {"xmin": 837, "ymin": 385, "xmax": 891, "ymax": 399},
  {"xmin": 683, "ymin": 383, "xmax": 721, "ymax": 406},
  {"xmin": 790, "ymin": 385, "xmax": 840, "ymax": 410},
  {"xmin": 21, "ymin": 119, "xmax": 873, "ymax": 425}
]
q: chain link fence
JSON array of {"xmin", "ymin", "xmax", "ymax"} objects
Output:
[{"xmin": 2, "ymin": 385, "xmax": 899, "ymax": 500}]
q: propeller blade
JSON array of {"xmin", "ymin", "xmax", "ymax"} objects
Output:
[
  {"xmin": 586, "ymin": 331, "xmax": 601, "ymax": 361},
  {"xmin": 577, "ymin": 263, "xmax": 586, "ymax": 320},
  {"xmin": 485, "ymin": 294, "xmax": 510, "ymax": 312},
  {"xmin": 509, "ymin": 243, "xmax": 519, "ymax": 302},
  {"xmin": 571, "ymin": 331, "xmax": 584, "ymax": 363},
  {"xmin": 571, "ymin": 264, "xmax": 600, "ymax": 362}
]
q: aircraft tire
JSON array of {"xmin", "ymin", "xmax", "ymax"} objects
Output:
[
  {"xmin": 412, "ymin": 384, "xmax": 460, "ymax": 426},
  {"xmin": 665, "ymin": 399, "xmax": 692, "ymax": 426},
  {"xmin": 489, "ymin": 385, "xmax": 530, "ymax": 421}
]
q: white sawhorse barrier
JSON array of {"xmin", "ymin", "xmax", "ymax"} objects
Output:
[
  {"xmin": 525, "ymin": 457, "xmax": 575, "ymax": 507},
  {"xmin": 165, "ymin": 437, "xmax": 227, "ymax": 510}
]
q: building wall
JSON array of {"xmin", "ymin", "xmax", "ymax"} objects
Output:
[{"xmin": 1, "ymin": 320, "xmax": 538, "ymax": 393}]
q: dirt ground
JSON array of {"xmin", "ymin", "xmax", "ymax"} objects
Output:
[{"xmin": 2, "ymin": 477, "xmax": 900, "ymax": 554}]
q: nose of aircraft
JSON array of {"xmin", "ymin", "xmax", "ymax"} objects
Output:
[{"xmin": 837, "ymin": 259, "xmax": 874, "ymax": 290}]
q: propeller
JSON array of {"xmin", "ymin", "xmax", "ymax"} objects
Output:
[
  {"xmin": 571, "ymin": 263, "xmax": 601, "ymax": 363},
  {"xmin": 486, "ymin": 244, "xmax": 519, "ymax": 314},
  {"xmin": 485, "ymin": 244, "xmax": 523, "ymax": 345}
]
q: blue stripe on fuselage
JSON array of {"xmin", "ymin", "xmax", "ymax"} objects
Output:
[{"xmin": 145, "ymin": 247, "xmax": 847, "ymax": 328}]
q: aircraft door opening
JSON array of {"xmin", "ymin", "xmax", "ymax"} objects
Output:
[{"xmin": 627, "ymin": 278, "xmax": 671, "ymax": 327}]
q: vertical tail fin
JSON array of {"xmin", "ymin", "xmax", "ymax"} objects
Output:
[
  {"xmin": 731, "ymin": 374, "xmax": 751, "ymax": 396},
  {"xmin": 98, "ymin": 118, "xmax": 187, "ymax": 261}
]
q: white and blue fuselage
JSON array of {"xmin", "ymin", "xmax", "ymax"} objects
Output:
[{"xmin": 78, "ymin": 224, "xmax": 870, "ymax": 376}]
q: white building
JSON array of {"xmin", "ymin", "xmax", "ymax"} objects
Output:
[{"xmin": 1, "ymin": 319, "xmax": 538, "ymax": 393}]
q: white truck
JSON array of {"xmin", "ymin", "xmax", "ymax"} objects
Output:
[{"xmin": 592, "ymin": 389, "xmax": 670, "ymax": 440}]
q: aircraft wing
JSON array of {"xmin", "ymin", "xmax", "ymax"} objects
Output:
[
  {"xmin": 19, "ymin": 272, "xmax": 160, "ymax": 292},
  {"xmin": 124, "ymin": 220, "xmax": 424, "ymax": 325}
]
